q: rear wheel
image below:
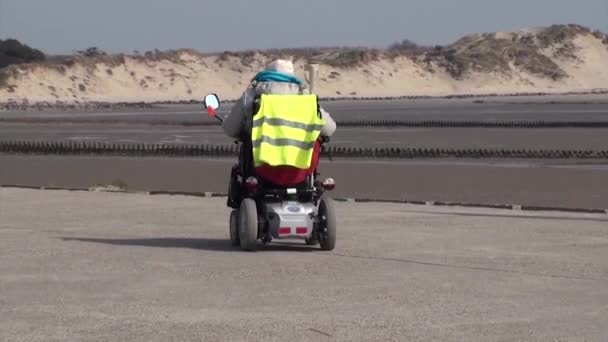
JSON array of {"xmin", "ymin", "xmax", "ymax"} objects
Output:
[
  {"xmin": 318, "ymin": 198, "xmax": 337, "ymax": 251},
  {"xmin": 239, "ymin": 198, "xmax": 258, "ymax": 251},
  {"xmin": 229, "ymin": 209, "xmax": 240, "ymax": 247}
]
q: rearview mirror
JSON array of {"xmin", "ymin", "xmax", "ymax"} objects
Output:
[
  {"xmin": 204, "ymin": 94, "xmax": 220, "ymax": 110},
  {"xmin": 203, "ymin": 93, "xmax": 220, "ymax": 119}
]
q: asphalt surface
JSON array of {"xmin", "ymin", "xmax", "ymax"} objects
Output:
[
  {"xmin": 1, "ymin": 188, "xmax": 607, "ymax": 341},
  {"xmin": 2, "ymin": 155, "xmax": 608, "ymax": 210},
  {"xmin": 1, "ymin": 96, "xmax": 607, "ymax": 210},
  {"xmin": 1, "ymin": 98, "xmax": 607, "ymax": 149},
  {"xmin": 1, "ymin": 96, "xmax": 608, "ymax": 122},
  {"xmin": 2, "ymin": 124, "xmax": 608, "ymax": 150}
]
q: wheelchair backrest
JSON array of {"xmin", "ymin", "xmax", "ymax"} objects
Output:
[{"xmin": 252, "ymin": 94, "xmax": 322, "ymax": 120}]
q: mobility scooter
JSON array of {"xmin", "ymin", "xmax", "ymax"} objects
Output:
[{"xmin": 203, "ymin": 93, "xmax": 337, "ymax": 252}]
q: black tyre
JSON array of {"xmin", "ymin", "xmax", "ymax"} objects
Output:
[
  {"xmin": 229, "ymin": 209, "xmax": 240, "ymax": 247},
  {"xmin": 239, "ymin": 198, "xmax": 258, "ymax": 251},
  {"xmin": 318, "ymin": 197, "xmax": 337, "ymax": 251},
  {"xmin": 227, "ymin": 165, "xmax": 240, "ymax": 209}
]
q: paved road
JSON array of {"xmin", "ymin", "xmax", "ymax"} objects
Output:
[
  {"xmin": 1, "ymin": 98, "xmax": 607, "ymax": 149},
  {"xmin": 2, "ymin": 155, "xmax": 607, "ymax": 209},
  {"xmin": 1, "ymin": 124, "xmax": 608, "ymax": 150},
  {"xmin": 1, "ymin": 188, "xmax": 607, "ymax": 341},
  {"xmin": 1, "ymin": 97, "xmax": 608, "ymax": 122}
]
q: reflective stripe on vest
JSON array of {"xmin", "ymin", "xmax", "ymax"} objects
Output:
[{"xmin": 251, "ymin": 94, "xmax": 325, "ymax": 169}]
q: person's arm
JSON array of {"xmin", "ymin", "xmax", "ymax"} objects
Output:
[
  {"xmin": 319, "ymin": 106, "xmax": 336, "ymax": 137},
  {"xmin": 222, "ymin": 87, "xmax": 254, "ymax": 138},
  {"xmin": 303, "ymin": 86, "xmax": 337, "ymax": 137}
]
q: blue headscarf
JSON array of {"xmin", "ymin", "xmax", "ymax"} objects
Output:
[{"xmin": 253, "ymin": 70, "xmax": 303, "ymax": 86}]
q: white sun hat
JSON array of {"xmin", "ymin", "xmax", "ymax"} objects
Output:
[{"xmin": 265, "ymin": 59, "xmax": 295, "ymax": 75}]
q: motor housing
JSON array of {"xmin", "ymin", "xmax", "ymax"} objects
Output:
[{"xmin": 265, "ymin": 201, "xmax": 316, "ymax": 240}]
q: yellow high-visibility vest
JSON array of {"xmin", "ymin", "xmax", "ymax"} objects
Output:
[{"xmin": 252, "ymin": 94, "xmax": 325, "ymax": 169}]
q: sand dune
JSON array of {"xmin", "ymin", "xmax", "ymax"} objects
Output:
[{"xmin": 1, "ymin": 24, "xmax": 607, "ymax": 105}]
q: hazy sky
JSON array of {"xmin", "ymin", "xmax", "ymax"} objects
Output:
[{"xmin": 1, "ymin": 0, "xmax": 607, "ymax": 54}]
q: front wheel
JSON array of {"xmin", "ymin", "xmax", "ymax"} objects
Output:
[
  {"xmin": 227, "ymin": 165, "xmax": 240, "ymax": 209},
  {"xmin": 318, "ymin": 198, "xmax": 337, "ymax": 251},
  {"xmin": 229, "ymin": 209, "xmax": 240, "ymax": 247},
  {"xmin": 239, "ymin": 198, "xmax": 258, "ymax": 252}
]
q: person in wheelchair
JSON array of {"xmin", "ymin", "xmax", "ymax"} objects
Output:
[{"xmin": 222, "ymin": 59, "xmax": 337, "ymax": 190}]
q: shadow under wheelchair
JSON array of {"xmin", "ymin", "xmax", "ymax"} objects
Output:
[{"xmin": 60, "ymin": 236, "xmax": 320, "ymax": 253}]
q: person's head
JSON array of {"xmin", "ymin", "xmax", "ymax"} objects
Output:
[{"xmin": 265, "ymin": 59, "xmax": 295, "ymax": 75}]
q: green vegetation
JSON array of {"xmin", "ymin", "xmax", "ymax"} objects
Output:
[{"xmin": 0, "ymin": 39, "xmax": 46, "ymax": 69}]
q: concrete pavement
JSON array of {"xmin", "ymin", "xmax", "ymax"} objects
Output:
[{"xmin": 1, "ymin": 188, "xmax": 608, "ymax": 341}]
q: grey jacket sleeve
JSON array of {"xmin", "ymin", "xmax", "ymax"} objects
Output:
[
  {"xmin": 319, "ymin": 106, "xmax": 337, "ymax": 137},
  {"xmin": 221, "ymin": 88, "xmax": 253, "ymax": 139}
]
